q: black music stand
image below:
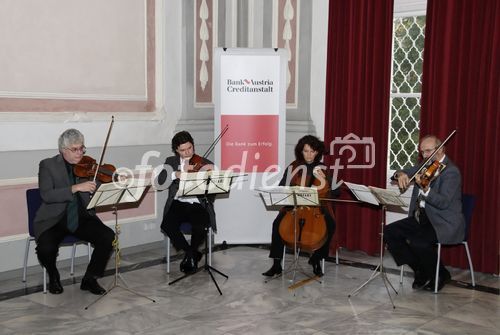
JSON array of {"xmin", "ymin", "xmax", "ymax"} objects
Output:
[
  {"xmin": 84, "ymin": 179, "xmax": 156, "ymax": 309},
  {"xmin": 168, "ymin": 170, "xmax": 235, "ymax": 295},
  {"xmin": 258, "ymin": 186, "xmax": 322, "ymax": 290},
  {"xmin": 343, "ymin": 182, "xmax": 406, "ymax": 309}
]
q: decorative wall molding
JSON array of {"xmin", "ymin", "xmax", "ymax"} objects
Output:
[
  {"xmin": 0, "ymin": 175, "xmax": 157, "ymax": 238},
  {"xmin": 195, "ymin": 0, "xmax": 217, "ymax": 105},
  {"xmin": 276, "ymin": 0, "xmax": 299, "ymax": 107},
  {"xmin": 0, "ymin": 0, "xmax": 156, "ymax": 114}
]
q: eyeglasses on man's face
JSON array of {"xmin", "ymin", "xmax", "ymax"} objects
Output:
[
  {"xmin": 65, "ymin": 145, "xmax": 86, "ymax": 154},
  {"xmin": 419, "ymin": 148, "xmax": 436, "ymax": 155}
]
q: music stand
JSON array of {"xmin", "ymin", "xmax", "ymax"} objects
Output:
[
  {"xmin": 343, "ymin": 182, "xmax": 407, "ymax": 309},
  {"xmin": 84, "ymin": 179, "xmax": 156, "ymax": 309},
  {"xmin": 168, "ymin": 170, "xmax": 236, "ymax": 295},
  {"xmin": 257, "ymin": 186, "xmax": 322, "ymax": 290}
]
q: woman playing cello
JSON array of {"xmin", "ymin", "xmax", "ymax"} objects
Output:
[{"xmin": 262, "ymin": 135, "xmax": 339, "ymax": 277}]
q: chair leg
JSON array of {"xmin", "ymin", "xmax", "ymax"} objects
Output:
[
  {"xmin": 434, "ymin": 244, "xmax": 442, "ymax": 293},
  {"xmin": 70, "ymin": 243, "xmax": 76, "ymax": 276},
  {"xmin": 165, "ymin": 236, "xmax": 170, "ymax": 273},
  {"xmin": 321, "ymin": 258, "xmax": 325, "ymax": 273},
  {"xmin": 335, "ymin": 248, "xmax": 339, "ymax": 265},
  {"xmin": 22, "ymin": 237, "xmax": 31, "ymax": 282},
  {"xmin": 87, "ymin": 243, "xmax": 91, "ymax": 262},
  {"xmin": 463, "ymin": 241, "xmax": 476, "ymax": 287},
  {"xmin": 282, "ymin": 246, "xmax": 286, "ymax": 268},
  {"xmin": 400, "ymin": 265, "xmax": 404, "ymax": 284},
  {"xmin": 43, "ymin": 267, "xmax": 47, "ymax": 294},
  {"xmin": 208, "ymin": 228, "xmax": 212, "ymax": 266}
]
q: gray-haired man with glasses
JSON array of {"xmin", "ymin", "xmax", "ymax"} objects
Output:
[{"xmin": 34, "ymin": 129, "xmax": 115, "ymax": 295}]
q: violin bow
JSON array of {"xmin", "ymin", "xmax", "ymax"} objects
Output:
[
  {"xmin": 93, "ymin": 116, "xmax": 115, "ymax": 182},
  {"xmin": 201, "ymin": 124, "xmax": 229, "ymax": 158}
]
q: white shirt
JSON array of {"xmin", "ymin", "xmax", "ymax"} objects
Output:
[{"xmin": 172, "ymin": 158, "xmax": 200, "ymax": 204}]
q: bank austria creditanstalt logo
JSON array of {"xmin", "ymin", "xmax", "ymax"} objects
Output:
[{"xmin": 226, "ymin": 78, "xmax": 274, "ymax": 93}]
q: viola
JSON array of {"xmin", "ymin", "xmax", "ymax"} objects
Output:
[
  {"xmin": 278, "ymin": 161, "xmax": 329, "ymax": 253},
  {"xmin": 74, "ymin": 155, "xmax": 117, "ymax": 183}
]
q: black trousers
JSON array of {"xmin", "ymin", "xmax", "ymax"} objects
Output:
[
  {"xmin": 161, "ymin": 200, "xmax": 209, "ymax": 253},
  {"xmin": 269, "ymin": 208, "xmax": 336, "ymax": 260},
  {"xmin": 36, "ymin": 213, "xmax": 115, "ymax": 279},
  {"xmin": 383, "ymin": 210, "xmax": 444, "ymax": 279}
]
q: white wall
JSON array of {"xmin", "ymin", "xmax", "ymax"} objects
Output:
[{"xmin": 0, "ymin": 0, "xmax": 185, "ymax": 273}]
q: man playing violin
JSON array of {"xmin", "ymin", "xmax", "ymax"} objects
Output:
[
  {"xmin": 34, "ymin": 129, "xmax": 115, "ymax": 295},
  {"xmin": 384, "ymin": 135, "xmax": 465, "ymax": 291},
  {"xmin": 262, "ymin": 135, "xmax": 339, "ymax": 277},
  {"xmin": 157, "ymin": 131, "xmax": 216, "ymax": 274}
]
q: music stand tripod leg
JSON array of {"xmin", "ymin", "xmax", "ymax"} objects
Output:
[
  {"xmin": 347, "ymin": 205, "xmax": 397, "ymax": 309},
  {"xmin": 169, "ymin": 226, "xmax": 228, "ymax": 295},
  {"xmin": 85, "ymin": 205, "xmax": 156, "ymax": 310}
]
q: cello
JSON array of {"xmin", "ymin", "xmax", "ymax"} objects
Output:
[{"xmin": 278, "ymin": 162, "xmax": 329, "ymax": 253}]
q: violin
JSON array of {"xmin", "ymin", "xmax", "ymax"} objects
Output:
[
  {"xmin": 399, "ymin": 129, "xmax": 456, "ymax": 193},
  {"xmin": 74, "ymin": 116, "xmax": 116, "ymax": 183},
  {"xmin": 74, "ymin": 155, "xmax": 117, "ymax": 183},
  {"xmin": 418, "ymin": 160, "xmax": 445, "ymax": 189},
  {"xmin": 188, "ymin": 154, "xmax": 210, "ymax": 172},
  {"xmin": 278, "ymin": 161, "xmax": 329, "ymax": 253}
]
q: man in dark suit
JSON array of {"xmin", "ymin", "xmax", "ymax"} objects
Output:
[
  {"xmin": 157, "ymin": 131, "xmax": 216, "ymax": 274},
  {"xmin": 384, "ymin": 135, "xmax": 465, "ymax": 291},
  {"xmin": 34, "ymin": 129, "xmax": 115, "ymax": 295}
]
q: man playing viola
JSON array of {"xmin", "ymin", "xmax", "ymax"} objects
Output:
[
  {"xmin": 35, "ymin": 129, "xmax": 115, "ymax": 295},
  {"xmin": 384, "ymin": 135, "xmax": 465, "ymax": 291},
  {"xmin": 157, "ymin": 131, "xmax": 216, "ymax": 273}
]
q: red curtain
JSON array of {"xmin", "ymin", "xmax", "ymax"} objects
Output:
[
  {"xmin": 420, "ymin": 0, "xmax": 499, "ymax": 274},
  {"xmin": 324, "ymin": 0, "xmax": 394, "ymax": 255}
]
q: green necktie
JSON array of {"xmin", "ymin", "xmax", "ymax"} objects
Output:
[{"xmin": 67, "ymin": 168, "xmax": 79, "ymax": 232}]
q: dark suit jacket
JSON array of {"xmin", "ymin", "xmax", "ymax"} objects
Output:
[
  {"xmin": 157, "ymin": 155, "xmax": 217, "ymax": 232},
  {"xmin": 34, "ymin": 154, "xmax": 93, "ymax": 240},
  {"xmin": 399, "ymin": 156, "xmax": 465, "ymax": 244}
]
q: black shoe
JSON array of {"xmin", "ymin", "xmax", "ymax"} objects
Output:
[
  {"xmin": 308, "ymin": 258, "xmax": 323, "ymax": 277},
  {"xmin": 180, "ymin": 255, "xmax": 198, "ymax": 274},
  {"xmin": 47, "ymin": 270, "xmax": 63, "ymax": 294},
  {"xmin": 48, "ymin": 278, "xmax": 64, "ymax": 294},
  {"xmin": 262, "ymin": 263, "xmax": 282, "ymax": 277},
  {"xmin": 80, "ymin": 277, "xmax": 106, "ymax": 295},
  {"xmin": 313, "ymin": 261, "xmax": 323, "ymax": 277},
  {"xmin": 424, "ymin": 270, "xmax": 452, "ymax": 292},
  {"xmin": 412, "ymin": 270, "xmax": 431, "ymax": 289}
]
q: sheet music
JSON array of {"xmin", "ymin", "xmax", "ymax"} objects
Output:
[
  {"xmin": 343, "ymin": 182, "xmax": 380, "ymax": 206},
  {"xmin": 344, "ymin": 182, "xmax": 406, "ymax": 207},
  {"xmin": 177, "ymin": 170, "xmax": 235, "ymax": 196},
  {"xmin": 368, "ymin": 186, "xmax": 407, "ymax": 207},
  {"xmin": 256, "ymin": 186, "xmax": 319, "ymax": 206},
  {"xmin": 87, "ymin": 178, "xmax": 151, "ymax": 209}
]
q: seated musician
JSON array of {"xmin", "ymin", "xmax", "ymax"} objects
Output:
[
  {"xmin": 262, "ymin": 135, "xmax": 339, "ymax": 277},
  {"xmin": 384, "ymin": 135, "xmax": 465, "ymax": 291},
  {"xmin": 34, "ymin": 129, "xmax": 115, "ymax": 295},
  {"xmin": 157, "ymin": 131, "xmax": 216, "ymax": 274}
]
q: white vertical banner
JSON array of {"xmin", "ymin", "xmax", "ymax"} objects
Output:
[{"xmin": 213, "ymin": 48, "xmax": 287, "ymax": 244}]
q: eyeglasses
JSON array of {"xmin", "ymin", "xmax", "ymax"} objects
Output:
[
  {"xmin": 419, "ymin": 148, "xmax": 437, "ymax": 155},
  {"xmin": 65, "ymin": 146, "xmax": 86, "ymax": 154}
]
